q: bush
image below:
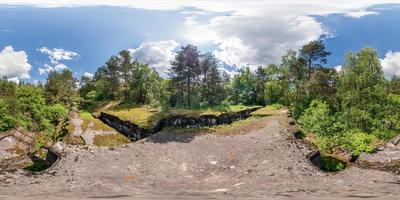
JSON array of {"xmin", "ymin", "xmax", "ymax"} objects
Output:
[
  {"xmin": 299, "ymin": 100, "xmax": 333, "ymax": 137},
  {"xmin": 45, "ymin": 104, "xmax": 68, "ymax": 125},
  {"xmin": 340, "ymin": 129, "xmax": 377, "ymax": 156},
  {"xmin": 0, "ymin": 99, "xmax": 16, "ymax": 132}
]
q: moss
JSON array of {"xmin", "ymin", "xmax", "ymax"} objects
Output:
[{"xmin": 93, "ymin": 133, "xmax": 131, "ymax": 147}]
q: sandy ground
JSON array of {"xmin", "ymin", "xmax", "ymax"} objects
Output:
[{"xmin": 1, "ymin": 110, "xmax": 400, "ymax": 200}]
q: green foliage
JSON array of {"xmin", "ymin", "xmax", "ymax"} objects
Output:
[
  {"xmin": 321, "ymin": 156, "xmax": 346, "ymax": 172},
  {"xmin": 231, "ymin": 67, "xmax": 256, "ymax": 105},
  {"xmin": 340, "ymin": 129, "xmax": 377, "ymax": 156},
  {"xmin": 0, "ymin": 79, "xmax": 70, "ymax": 134},
  {"xmin": 45, "ymin": 69, "xmax": 78, "ymax": 106},
  {"xmin": 45, "ymin": 104, "xmax": 68, "ymax": 124},
  {"xmin": 299, "ymin": 100, "xmax": 333, "ymax": 137},
  {"xmin": 0, "ymin": 99, "xmax": 16, "ymax": 132}
]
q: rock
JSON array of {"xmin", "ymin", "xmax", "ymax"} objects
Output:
[
  {"xmin": 332, "ymin": 147, "xmax": 353, "ymax": 162},
  {"xmin": 357, "ymin": 150, "xmax": 400, "ymax": 172},
  {"xmin": 0, "ymin": 128, "xmax": 36, "ymax": 171},
  {"xmin": 49, "ymin": 142, "xmax": 66, "ymax": 156}
]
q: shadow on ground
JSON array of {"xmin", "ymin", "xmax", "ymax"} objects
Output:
[{"xmin": 145, "ymin": 130, "xmax": 197, "ymax": 144}]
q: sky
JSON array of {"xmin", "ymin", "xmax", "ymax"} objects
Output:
[{"xmin": 1, "ymin": 0, "xmax": 400, "ymax": 83}]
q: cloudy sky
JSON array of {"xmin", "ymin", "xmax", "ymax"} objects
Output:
[{"xmin": 1, "ymin": 0, "xmax": 400, "ymax": 83}]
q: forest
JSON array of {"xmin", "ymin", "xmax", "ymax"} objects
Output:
[{"xmin": 1, "ymin": 40, "xmax": 400, "ymax": 156}]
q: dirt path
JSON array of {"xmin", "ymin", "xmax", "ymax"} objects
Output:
[{"xmin": 1, "ymin": 110, "xmax": 400, "ymax": 199}]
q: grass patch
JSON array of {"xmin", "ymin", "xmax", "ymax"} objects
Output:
[
  {"xmin": 104, "ymin": 106, "xmax": 161, "ymax": 129},
  {"xmin": 79, "ymin": 111, "xmax": 114, "ymax": 132},
  {"xmin": 93, "ymin": 133, "xmax": 131, "ymax": 147},
  {"xmin": 251, "ymin": 104, "xmax": 283, "ymax": 117},
  {"xmin": 169, "ymin": 105, "xmax": 260, "ymax": 118},
  {"xmin": 165, "ymin": 116, "xmax": 267, "ymax": 135}
]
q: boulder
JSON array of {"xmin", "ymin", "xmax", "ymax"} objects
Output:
[{"xmin": 356, "ymin": 150, "xmax": 400, "ymax": 173}]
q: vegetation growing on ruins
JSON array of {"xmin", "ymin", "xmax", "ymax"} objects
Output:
[{"xmin": 1, "ymin": 40, "xmax": 399, "ymax": 157}]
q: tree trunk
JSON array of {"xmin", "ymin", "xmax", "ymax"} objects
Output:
[{"xmin": 187, "ymin": 76, "xmax": 191, "ymax": 107}]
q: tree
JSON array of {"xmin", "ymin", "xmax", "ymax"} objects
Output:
[
  {"xmin": 45, "ymin": 69, "xmax": 78, "ymax": 106},
  {"xmin": 307, "ymin": 67, "xmax": 338, "ymax": 105},
  {"xmin": 118, "ymin": 50, "xmax": 133, "ymax": 102},
  {"xmin": 170, "ymin": 45, "xmax": 201, "ymax": 107},
  {"xmin": 200, "ymin": 53, "xmax": 224, "ymax": 105},
  {"xmin": 255, "ymin": 66, "xmax": 267, "ymax": 105},
  {"xmin": 263, "ymin": 64, "xmax": 290, "ymax": 105},
  {"xmin": 338, "ymin": 48, "xmax": 386, "ymax": 110},
  {"xmin": 79, "ymin": 75, "xmax": 96, "ymax": 100},
  {"xmin": 281, "ymin": 50, "xmax": 307, "ymax": 102},
  {"xmin": 337, "ymin": 48, "xmax": 388, "ymax": 133},
  {"xmin": 388, "ymin": 75, "xmax": 400, "ymax": 94},
  {"xmin": 299, "ymin": 40, "xmax": 331, "ymax": 79},
  {"xmin": 130, "ymin": 61, "xmax": 162, "ymax": 105},
  {"xmin": 231, "ymin": 67, "xmax": 256, "ymax": 105},
  {"xmin": 105, "ymin": 56, "xmax": 121, "ymax": 100}
]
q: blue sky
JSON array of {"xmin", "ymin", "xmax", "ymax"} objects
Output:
[{"xmin": 0, "ymin": 1, "xmax": 400, "ymax": 83}]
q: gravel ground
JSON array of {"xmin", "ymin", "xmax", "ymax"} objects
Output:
[{"xmin": 1, "ymin": 110, "xmax": 400, "ymax": 200}]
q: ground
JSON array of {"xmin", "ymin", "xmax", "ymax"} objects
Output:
[
  {"xmin": 1, "ymin": 108, "xmax": 400, "ymax": 199},
  {"xmin": 65, "ymin": 108, "xmax": 130, "ymax": 146}
]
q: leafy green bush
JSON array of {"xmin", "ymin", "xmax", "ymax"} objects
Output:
[
  {"xmin": 339, "ymin": 129, "xmax": 377, "ymax": 156},
  {"xmin": 299, "ymin": 100, "xmax": 333, "ymax": 137},
  {"xmin": 45, "ymin": 104, "xmax": 68, "ymax": 124},
  {"xmin": 0, "ymin": 99, "xmax": 16, "ymax": 132},
  {"xmin": 321, "ymin": 156, "xmax": 346, "ymax": 172}
]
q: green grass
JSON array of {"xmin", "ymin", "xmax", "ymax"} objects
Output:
[
  {"xmin": 169, "ymin": 105, "xmax": 260, "ymax": 118},
  {"xmin": 104, "ymin": 106, "xmax": 161, "ymax": 129},
  {"xmin": 165, "ymin": 115, "xmax": 267, "ymax": 135},
  {"xmin": 104, "ymin": 105, "xmax": 260, "ymax": 129},
  {"xmin": 93, "ymin": 133, "xmax": 131, "ymax": 147},
  {"xmin": 79, "ymin": 111, "xmax": 115, "ymax": 132},
  {"xmin": 251, "ymin": 103, "xmax": 283, "ymax": 117}
]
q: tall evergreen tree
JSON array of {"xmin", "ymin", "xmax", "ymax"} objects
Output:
[
  {"xmin": 44, "ymin": 69, "xmax": 77, "ymax": 106},
  {"xmin": 118, "ymin": 50, "xmax": 133, "ymax": 102},
  {"xmin": 299, "ymin": 40, "xmax": 331, "ymax": 79},
  {"xmin": 170, "ymin": 45, "xmax": 201, "ymax": 107},
  {"xmin": 255, "ymin": 66, "xmax": 267, "ymax": 105}
]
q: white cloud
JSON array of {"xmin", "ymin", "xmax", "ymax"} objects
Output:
[
  {"xmin": 380, "ymin": 51, "xmax": 400, "ymax": 78},
  {"xmin": 38, "ymin": 63, "xmax": 69, "ymax": 75},
  {"xmin": 0, "ymin": 46, "xmax": 31, "ymax": 82},
  {"xmin": 83, "ymin": 72, "xmax": 94, "ymax": 79},
  {"xmin": 3, "ymin": 1, "xmax": 400, "ymax": 72},
  {"xmin": 37, "ymin": 47, "xmax": 78, "ymax": 75},
  {"xmin": 345, "ymin": 10, "xmax": 378, "ymax": 18},
  {"xmin": 129, "ymin": 40, "xmax": 180, "ymax": 76},
  {"xmin": 38, "ymin": 47, "xmax": 79, "ymax": 64},
  {"xmin": 334, "ymin": 65, "xmax": 343, "ymax": 72},
  {"xmin": 7, "ymin": 77, "xmax": 20, "ymax": 84}
]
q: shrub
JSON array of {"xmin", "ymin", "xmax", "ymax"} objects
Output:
[
  {"xmin": 340, "ymin": 129, "xmax": 377, "ymax": 156},
  {"xmin": 45, "ymin": 104, "xmax": 68, "ymax": 125},
  {"xmin": 0, "ymin": 99, "xmax": 16, "ymax": 132},
  {"xmin": 299, "ymin": 100, "xmax": 333, "ymax": 137}
]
